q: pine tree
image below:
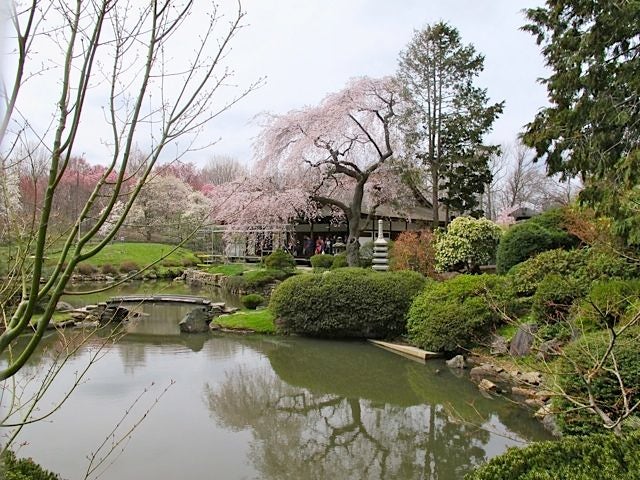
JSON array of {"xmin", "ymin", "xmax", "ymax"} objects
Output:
[{"xmin": 397, "ymin": 22, "xmax": 503, "ymax": 227}]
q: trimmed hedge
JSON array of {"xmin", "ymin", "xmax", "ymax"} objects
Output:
[
  {"xmin": 407, "ymin": 274, "xmax": 506, "ymax": 352},
  {"xmin": 531, "ymin": 274, "xmax": 586, "ymax": 324},
  {"xmin": 496, "ymin": 208, "xmax": 579, "ymax": 273},
  {"xmin": 240, "ymin": 293, "xmax": 265, "ymax": 310},
  {"xmin": 310, "ymin": 254, "xmax": 334, "ymax": 270},
  {"xmin": 554, "ymin": 327, "xmax": 640, "ymax": 436},
  {"xmin": 465, "ymin": 432, "xmax": 640, "ymax": 480},
  {"xmin": 331, "ymin": 253, "xmax": 348, "ymax": 269},
  {"xmin": 270, "ymin": 268, "xmax": 426, "ymax": 338},
  {"xmin": 263, "ymin": 249, "xmax": 296, "ymax": 271}
]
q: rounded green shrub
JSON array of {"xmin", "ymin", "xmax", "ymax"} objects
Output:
[
  {"xmin": 531, "ymin": 274, "xmax": 587, "ymax": 324},
  {"xmin": 263, "ymin": 248, "xmax": 296, "ymax": 271},
  {"xmin": 407, "ymin": 274, "xmax": 505, "ymax": 352},
  {"xmin": 509, "ymin": 249, "xmax": 587, "ymax": 296},
  {"xmin": 310, "ymin": 254, "xmax": 335, "ymax": 270},
  {"xmin": 240, "ymin": 293, "xmax": 265, "ymax": 310},
  {"xmin": 496, "ymin": 208, "xmax": 579, "ymax": 273},
  {"xmin": 554, "ymin": 328, "xmax": 640, "ymax": 436},
  {"xmin": 331, "ymin": 253, "xmax": 348, "ymax": 269},
  {"xmin": 574, "ymin": 279, "xmax": 640, "ymax": 331},
  {"xmin": 270, "ymin": 269, "xmax": 426, "ymax": 338},
  {"xmin": 434, "ymin": 216, "xmax": 502, "ymax": 273},
  {"xmin": 465, "ymin": 432, "xmax": 640, "ymax": 480}
]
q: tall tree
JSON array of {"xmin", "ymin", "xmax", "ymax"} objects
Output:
[
  {"xmin": 522, "ymin": 1, "xmax": 640, "ymax": 243},
  {"xmin": 397, "ymin": 22, "xmax": 504, "ymax": 227}
]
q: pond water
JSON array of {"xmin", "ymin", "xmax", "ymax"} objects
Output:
[{"xmin": 3, "ymin": 283, "xmax": 552, "ymax": 480}]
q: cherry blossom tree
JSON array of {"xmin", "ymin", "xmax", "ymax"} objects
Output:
[{"xmin": 218, "ymin": 77, "xmax": 404, "ymax": 266}]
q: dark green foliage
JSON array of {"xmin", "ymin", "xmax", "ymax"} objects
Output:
[
  {"xmin": 310, "ymin": 254, "xmax": 334, "ymax": 270},
  {"xmin": 509, "ymin": 248, "xmax": 586, "ymax": 296},
  {"xmin": 397, "ymin": 22, "xmax": 503, "ymax": 222},
  {"xmin": 0, "ymin": 450, "xmax": 61, "ymax": 480},
  {"xmin": 510, "ymin": 247, "xmax": 639, "ymax": 297},
  {"xmin": 465, "ymin": 432, "xmax": 640, "ymax": 480},
  {"xmin": 554, "ymin": 328, "xmax": 640, "ymax": 436},
  {"xmin": 270, "ymin": 269, "xmax": 426, "ymax": 339},
  {"xmin": 522, "ymin": 2, "xmax": 640, "ymax": 244},
  {"xmin": 240, "ymin": 293, "xmax": 265, "ymax": 310},
  {"xmin": 531, "ymin": 274, "xmax": 587, "ymax": 324},
  {"xmin": 224, "ymin": 268, "xmax": 291, "ymax": 293},
  {"xmin": 76, "ymin": 262, "xmax": 97, "ymax": 275},
  {"xmin": 496, "ymin": 209, "xmax": 578, "ymax": 273},
  {"xmin": 263, "ymin": 248, "xmax": 296, "ymax": 271},
  {"xmin": 331, "ymin": 253, "xmax": 348, "ymax": 269},
  {"xmin": 180, "ymin": 257, "xmax": 195, "ymax": 267},
  {"xmin": 119, "ymin": 260, "xmax": 140, "ymax": 273},
  {"xmin": 407, "ymin": 274, "xmax": 505, "ymax": 352},
  {"xmin": 573, "ymin": 279, "xmax": 640, "ymax": 334}
]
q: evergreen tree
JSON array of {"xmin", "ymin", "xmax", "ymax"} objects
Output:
[
  {"xmin": 397, "ymin": 22, "xmax": 503, "ymax": 227},
  {"xmin": 522, "ymin": 1, "xmax": 640, "ymax": 243}
]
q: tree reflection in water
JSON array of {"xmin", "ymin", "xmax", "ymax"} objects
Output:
[{"xmin": 204, "ymin": 338, "xmax": 545, "ymax": 480}]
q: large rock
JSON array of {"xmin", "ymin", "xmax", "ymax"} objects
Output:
[
  {"xmin": 100, "ymin": 306, "xmax": 131, "ymax": 324},
  {"xmin": 446, "ymin": 355, "xmax": 465, "ymax": 369},
  {"xmin": 55, "ymin": 301, "xmax": 75, "ymax": 312},
  {"xmin": 179, "ymin": 306, "xmax": 213, "ymax": 333},
  {"xmin": 490, "ymin": 334, "xmax": 509, "ymax": 355},
  {"xmin": 536, "ymin": 338, "xmax": 562, "ymax": 360},
  {"xmin": 509, "ymin": 323, "xmax": 538, "ymax": 356}
]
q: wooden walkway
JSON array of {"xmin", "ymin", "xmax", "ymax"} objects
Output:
[
  {"xmin": 368, "ymin": 340, "xmax": 442, "ymax": 362},
  {"xmin": 107, "ymin": 295, "xmax": 218, "ymax": 306}
]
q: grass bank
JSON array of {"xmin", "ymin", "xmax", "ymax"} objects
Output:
[{"xmin": 214, "ymin": 309, "xmax": 275, "ymax": 334}]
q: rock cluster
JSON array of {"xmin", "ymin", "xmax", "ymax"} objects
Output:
[{"xmin": 182, "ymin": 269, "xmax": 224, "ymax": 286}]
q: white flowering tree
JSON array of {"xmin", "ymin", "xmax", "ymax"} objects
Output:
[{"xmin": 434, "ymin": 216, "xmax": 502, "ymax": 273}]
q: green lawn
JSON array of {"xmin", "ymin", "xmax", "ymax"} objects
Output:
[
  {"xmin": 47, "ymin": 242, "xmax": 199, "ymax": 270},
  {"xmin": 205, "ymin": 263, "xmax": 256, "ymax": 276},
  {"xmin": 214, "ymin": 309, "xmax": 275, "ymax": 334}
]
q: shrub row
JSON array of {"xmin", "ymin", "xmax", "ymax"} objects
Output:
[
  {"xmin": 270, "ymin": 268, "xmax": 426, "ymax": 339},
  {"xmin": 466, "ymin": 431, "xmax": 640, "ymax": 480}
]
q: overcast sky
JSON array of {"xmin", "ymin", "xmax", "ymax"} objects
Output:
[
  {"xmin": 202, "ymin": 0, "xmax": 549, "ymax": 166},
  {"xmin": 2, "ymin": 0, "xmax": 549, "ymax": 168}
]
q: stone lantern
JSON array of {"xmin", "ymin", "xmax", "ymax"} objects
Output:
[
  {"xmin": 372, "ymin": 219, "xmax": 389, "ymax": 271},
  {"xmin": 333, "ymin": 237, "xmax": 346, "ymax": 254}
]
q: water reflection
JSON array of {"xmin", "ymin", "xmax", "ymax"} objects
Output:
[
  {"xmin": 205, "ymin": 338, "xmax": 550, "ymax": 480},
  {"xmin": 5, "ymin": 324, "xmax": 551, "ymax": 479}
]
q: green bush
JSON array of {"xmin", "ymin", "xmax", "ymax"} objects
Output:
[
  {"xmin": 407, "ymin": 274, "xmax": 505, "ymax": 352},
  {"xmin": 240, "ymin": 293, "xmax": 265, "ymax": 310},
  {"xmin": 76, "ymin": 262, "xmax": 97, "ymax": 275},
  {"xmin": 359, "ymin": 241, "xmax": 374, "ymax": 267},
  {"xmin": 263, "ymin": 248, "xmax": 296, "ymax": 271},
  {"xmin": 531, "ymin": 274, "xmax": 587, "ymax": 324},
  {"xmin": 181, "ymin": 257, "xmax": 196, "ymax": 267},
  {"xmin": 224, "ymin": 274, "xmax": 247, "ymax": 292},
  {"xmin": 554, "ymin": 328, "xmax": 640, "ymax": 436},
  {"xmin": 331, "ymin": 253, "xmax": 348, "ymax": 269},
  {"xmin": 270, "ymin": 269, "xmax": 426, "ymax": 338},
  {"xmin": 100, "ymin": 263, "xmax": 117, "ymax": 275},
  {"xmin": 465, "ymin": 432, "xmax": 640, "ymax": 480},
  {"xmin": 574, "ymin": 279, "xmax": 640, "ymax": 331},
  {"xmin": 243, "ymin": 268, "xmax": 289, "ymax": 287},
  {"xmin": 434, "ymin": 216, "xmax": 502, "ymax": 273},
  {"xmin": 119, "ymin": 260, "xmax": 140, "ymax": 273},
  {"xmin": 496, "ymin": 208, "xmax": 579, "ymax": 273},
  {"xmin": 310, "ymin": 254, "xmax": 334, "ymax": 270},
  {"xmin": 0, "ymin": 450, "xmax": 61, "ymax": 480},
  {"xmin": 509, "ymin": 249, "xmax": 587, "ymax": 297}
]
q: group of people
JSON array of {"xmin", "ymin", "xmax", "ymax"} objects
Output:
[{"xmin": 289, "ymin": 235, "xmax": 343, "ymax": 257}]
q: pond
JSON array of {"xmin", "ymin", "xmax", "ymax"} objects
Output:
[{"xmin": 3, "ymin": 282, "xmax": 552, "ymax": 480}]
